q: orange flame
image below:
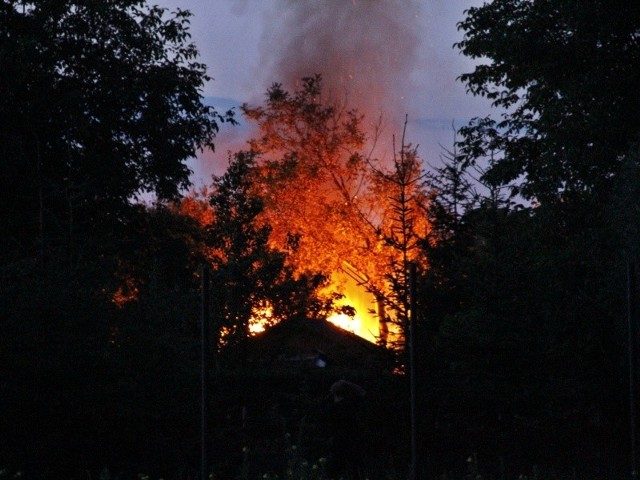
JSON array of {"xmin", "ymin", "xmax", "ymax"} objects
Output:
[
  {"xmin": 325, "ymin": 272, "xmax": 380, "ymax": 343},
  {"xmin": 249, "ymin": 303, "xmax": 274, "ymax": 335}
]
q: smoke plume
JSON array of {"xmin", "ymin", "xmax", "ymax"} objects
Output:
[{"xmin": 256, "ymin": 0, "xmax": 422, "ymax": 140}]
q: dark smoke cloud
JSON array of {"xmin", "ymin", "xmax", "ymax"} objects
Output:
[{"xmin": 256, "ymin": 0, "xmax": 422, "ymax": 139}]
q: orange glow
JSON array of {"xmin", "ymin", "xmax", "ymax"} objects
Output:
[
  {"xmin": 171, "ymin": 86, "xmax": 427, "ymax": 351},
  {"xmin": 232, "ymin": 78, "xmax": 430, "ymax": 351},
  {"xmin": 111, "ymin": 277, "xmax": 139, "ymax": 308},
  {"xmin": 249, "ymin": 302, "xmax": 274, "ymax": 335},
  {"xmin": 325, "ymin": 271, "xmax": 380, "ymax": 343},
  {"xmin": 327, "ymin": 311, "xmax": 362, "ymax": 336},
  {"xmin": 218, "ymin": 303, "xmax": 273, "ymax": 346},
  {"xmin": 175, "ymin": 188, "xmax": 214, "ymax": 227},
  {"xmin": 249, "ymin": 321, "xmax": 267, "ymax": 335}
]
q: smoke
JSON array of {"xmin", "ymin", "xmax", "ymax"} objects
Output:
[{"xmin": 256, "ymin": 0, "xmax": 422, "ymax": 141}]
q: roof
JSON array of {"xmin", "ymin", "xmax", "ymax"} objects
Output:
[{"xmin": 245, "ymin": 317, "xmax": 392, "ymax": 372}]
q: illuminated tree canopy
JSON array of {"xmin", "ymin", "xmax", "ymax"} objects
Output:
[
  {"xmin": 241, "ymin": 75, "xmax": 371, "ymax": 276},
  {"xmin": 239, "ymin": 77, "xmax": 430, "ymax": 345},
  {"xmin": 205, "ymin": 151, "xmax": 328, "ymax": 349}
]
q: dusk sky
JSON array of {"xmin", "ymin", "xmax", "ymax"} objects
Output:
[{"xmin": 155, "ymin": 1, "xmax": 492, "ymax": 186}]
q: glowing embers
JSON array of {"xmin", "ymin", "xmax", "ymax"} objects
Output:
[
  {"xmin": 248, "ymin": 300, "xmax": 274, "ymax": 335},
  {"xmin": 111, "ymin": 276, "xmax": 140, "ymax": 308}
]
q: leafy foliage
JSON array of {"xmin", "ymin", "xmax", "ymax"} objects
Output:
[
  {"xmin": 241, "ymin": 75, "xmax": 371, "ymax": 277},
  {"xmin": 455, "ymin": 0, "xmax": 640, "ymax": 201},
  {"xmin": 0, "ymin": 2, "xmax": 231, "ymax": 476},
  {"xmin": 367, "ymin": 124, "xmax": 429, "ymax": 349},
  {"xmin": 206, "ymin": 151, "xmax": 326, "ymax": 352},
  {"xmin": 242, "ymin": 77, "xmax": 433, "ymax": 346},
  {"xmin": 0, "ymin": 0, "xmax": 232, "ymax": 262},
  {"xmin": 4, "ymin": 0, "xmax": 640, "ymax": 476},
  {"xmin": 416, "ymin": 3, "xmax": 638, "ymax": 472}
]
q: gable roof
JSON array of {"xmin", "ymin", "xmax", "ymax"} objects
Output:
[{"xmin": 246, "ymin": 317, "xmax": 392, "ymax": 372}]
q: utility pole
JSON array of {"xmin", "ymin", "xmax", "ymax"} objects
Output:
[
  {"xmin": 628, "ymin": 260, "xmax": 638, "ymax": 480},
  {"xmin": 409, "ymin": 262, "xmax": 418, "ymax": 480},
  {"xmin": 201, "ymin": 265, "xmax": 210, "ymax": 480}
]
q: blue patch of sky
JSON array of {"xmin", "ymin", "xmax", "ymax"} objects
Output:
[
  {"xmin": 203, "ymin": 96, "xmax": 241, "ymax": 113},
  {"xmin": 411, "ymin": 117, "xmax": 470, "ymax": 132}
]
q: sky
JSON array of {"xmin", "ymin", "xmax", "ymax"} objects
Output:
[{"xmin": 155, "ymin": 0, "xmax": 492, "ymax": 187}]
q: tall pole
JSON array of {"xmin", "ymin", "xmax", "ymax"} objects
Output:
[
  {"xmin": 201, "ymin": 265, "xmax": 210, "ymax": 480},
  {"xmin": 628, "ymin": 260, "xmax": 638, "ymax": 480},
  {"xmin": 409, "ymin": 262, "xmax": 418, "ymax": 480}
]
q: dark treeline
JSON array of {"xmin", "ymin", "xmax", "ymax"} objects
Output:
[
  {"xmin": 415, "ymin": 1, "xmax": 640, "ymax": 476},
  {"xmin": 2, "ymin": 0, "xmax": 640, "ymax": 479},
  {"xmin": 0, "ymin": 1, "xmax": 228, "ymax": 477}
]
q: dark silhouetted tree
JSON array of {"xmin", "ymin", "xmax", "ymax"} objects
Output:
[
  {"xmin": 0, "ymin": 0, "xmax": 232, "ymax": 266},
  {"xmin": 455, "ymin": 0, "xmax": 640, "ymax": 202},
  {"xmin": 206, "ymin": 151, "xmax": 326, "ymax": 356}
]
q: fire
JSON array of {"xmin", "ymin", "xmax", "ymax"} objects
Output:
[
  {"xmin": 325, "ymin": 270, "xmax": 404, "ymax": 346},
  {"xmin": 327, "ymin": 309, "xmax": 363, "ymax": 336},
  {"xmin": 249, "ymin": 303, "xmax": 273, "ymax": 335},
  {"xmin": 243, "ymin": 267, "xmax": 396, "ymax": 345},
  {"xmin": 326, "ymin": 294, "xmax": 403, "ymax": 346},
  {"xmin": 325, "ymin": 272, "xmax": 380, "ymax": 343},
  {"xmin": 245, "ymin": 273, "xmax": 382, "ymax": 343},
  {"xmin": 249, "ymin": 320, "xmax": 267, "ymax": 335},
  {"xmin": 247, "ymin": 291, "xmax": 378, "ymax": 342},
  {"xmin": 176, "ymin": 77, "xmax": 426, "ymax": 351}
]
